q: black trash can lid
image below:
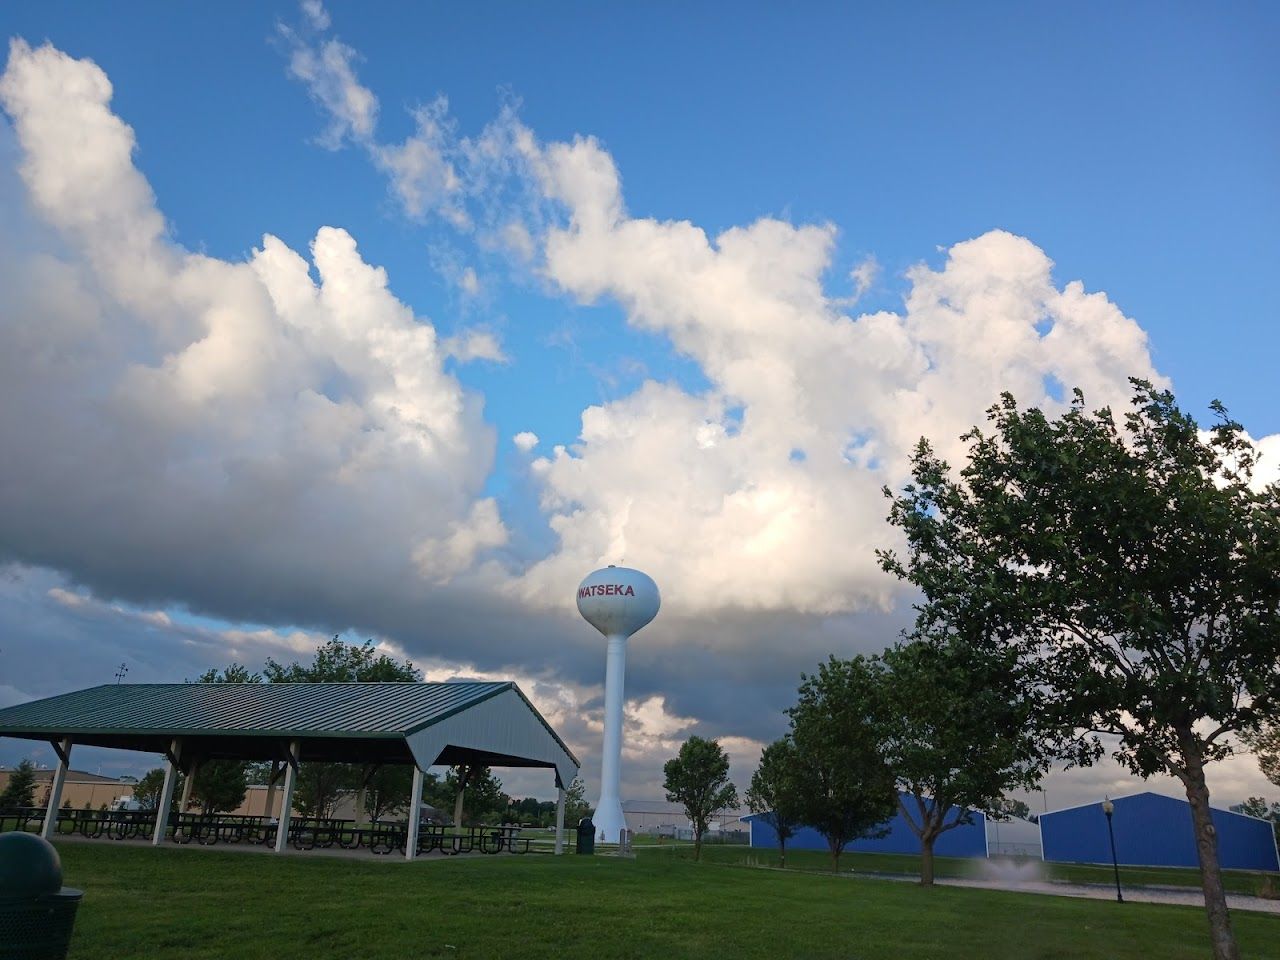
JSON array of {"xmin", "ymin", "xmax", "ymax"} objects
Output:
[{"xmin": 0, "ymin": 831, "xmax": 63, "ymax": 897}]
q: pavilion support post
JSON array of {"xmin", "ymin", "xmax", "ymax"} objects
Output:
[
  {"xmin": 179, "ymin": 759, "xmax": 199, "ymax": 813},
  {"xmin": 263, "ymin": 760, "xmax": 282, "ymax": 818},
  {"xmin": 151, "ymin": 738, "xmax": 181, "ymax": 846},
  {"xmin": 355, "ymin": 764, "xmax": 372, "ymax": 826},
  {"xmin": 39, "ymin": 737, "xmax": 72, "ymax": 841},
  {"xmin": 405, "ymin": 766, "xmax": 424, "ymax": 862},
  {"xmin": 554, "ymin": 785, "xmax": 566, "ymax": 855},
  {"xmin": 273, "ymin": 740, "xmax": 300, "ymax": 854},
  {"xmin": 453, "ymin": 764, "xmax": 468, "ymax": 829}
]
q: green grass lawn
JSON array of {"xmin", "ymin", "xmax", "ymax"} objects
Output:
[
  {"xmin": 652, "ymin": 844, "xmax": 1280, "ymax": 897},
  {"xmin": 49, "ymin": 842, "xmax": 1280, "ymax": 960}
]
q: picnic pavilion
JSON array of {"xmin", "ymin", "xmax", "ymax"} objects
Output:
[{"xmin": 0, "ymin": 681, "xmax": 580, "ymax": 860}]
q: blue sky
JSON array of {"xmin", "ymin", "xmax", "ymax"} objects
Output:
[
  {"xmin": 7, "ymin": 2, "xmax": 1277, "ymax": 446},
  {"xmin": 0, "ymin": 2, "xmax": 1276, "ymax": 805}
]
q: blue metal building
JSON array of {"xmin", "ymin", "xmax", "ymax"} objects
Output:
[
  {"xmin": 1038, "ymin": 791, "xmax": 1279, "ymax": 872},
  {"xmin": 747, "ymin": 792, "xmax": 989, "ymax": 858}
]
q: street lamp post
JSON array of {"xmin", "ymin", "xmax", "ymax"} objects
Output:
[{"xmin": 1102, "ymin": 797, "xmax": 1123, "ymax": 903}]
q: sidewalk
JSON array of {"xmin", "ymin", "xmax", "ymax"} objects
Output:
[{"xmin": 933, "ymin": 875, "xmax": 1280, "ymax": 915}]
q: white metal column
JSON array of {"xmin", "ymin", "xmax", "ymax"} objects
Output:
[
  {"xmin": 355, "ymin": 766, "xmax": 369, "ymax": 829},
  {"xmin": 39, "ymin": 738, "xmax": 72, "ymax": 841},
  {"xmin": 263, "ymin": 760, "xmax": 281, "ymax": 818},
  {"xmin": 554, "ymin": 785, "xmax": 566, "ymax": 855},
  {"xmin": 405, "ymin": 766, "xmax": 424, "ymax": 861},
  {"xmin": 151, "ymin": 739, "xmax": 181, "ymax": 846},
  {"xmin": 273, "ymin": 740, "xmax": 299, "ymax": 854},
  {"xmin": 179, "ymin": 759, "xmax": 199, "ymax": 813}
]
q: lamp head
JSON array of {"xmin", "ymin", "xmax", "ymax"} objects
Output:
[{"xmin": 1102, "ymin": 797, "xmax": 1114, "ymax": 816}]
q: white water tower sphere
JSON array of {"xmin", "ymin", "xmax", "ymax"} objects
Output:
[{"xmin": 577, "ymin": 565, "xmax": 660, "ymax": 844}]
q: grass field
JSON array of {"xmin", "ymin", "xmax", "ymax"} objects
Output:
[
  {"xmin": 49, "ymin": 842, "xmax": 1280, "ymax": 960},
  {"xmin": 647, "ymin": 843, "xmax": 1280, "ymax": 897}
]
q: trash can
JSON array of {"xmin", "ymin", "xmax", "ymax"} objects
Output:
[
  {"xmin": 575, "ymin": 817, "xmax": 594, "ymax": 855},
  {"xmin": 0, "ymin": 832, "xmax": 83, "ymax": 960}
]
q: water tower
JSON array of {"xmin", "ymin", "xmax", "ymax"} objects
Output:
[{"xmin": 577, "ymin": 564, "xmax": 661, "ymax": 844}]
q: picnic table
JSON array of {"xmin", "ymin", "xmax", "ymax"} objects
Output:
[
  {"xmin": 412, "ymin": 824, "xmax": 530, "ymax": 856},
  {"xmin": 2, "ymin": 806, "xmax": 534, "ymax": 858},
  {"xmin": 172, "ymin": 813, "xmax": 273, "ymax": 846}
]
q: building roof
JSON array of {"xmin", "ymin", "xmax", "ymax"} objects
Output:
[
  {"xmin": 0, "ymin": 682, "xmax": 508, "ymax": 739},
  {"xmin": 1038, "ymin": 789, "xmax": 1273, "ymax": 825},
  {"xmin": 0, "ymin": 682, "xmax": 579, "ymax": 787}
]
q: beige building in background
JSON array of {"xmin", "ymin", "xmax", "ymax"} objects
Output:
[
  {"xmin": 0, "ymin": 768, "xmax": 134, "ymax": 810},
  {"xmin": 0, "ymin": 767, "xmax": 363, "ymax": 818}
]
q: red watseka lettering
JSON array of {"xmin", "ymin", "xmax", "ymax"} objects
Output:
[{"xmin": 577, "ymin": 584, "xmax": 637, "ymax": 599}]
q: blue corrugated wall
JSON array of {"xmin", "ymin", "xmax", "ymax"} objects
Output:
[
  {"xmin": 747, "ymin": 792, "xmax": 988, "ymax": 858},
  {"xmin": 1039, "ymin": 792, "xmax": 1279, "ymax": 872}
]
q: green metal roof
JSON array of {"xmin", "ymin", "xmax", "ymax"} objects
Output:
[
  {"xmin": 0, "ymin": 682, "xmax": 510, "ymax": 740},
  {"xmin": 0, "ymin": 682, "xmax": 579, "ymax": 775}
]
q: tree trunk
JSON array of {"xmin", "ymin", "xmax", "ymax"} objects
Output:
[
  {"xmin": 829, "ymin": 842, "xmax": 841, "ymax": 873},
  {"xmin": 920, "ymin": 833, "xmax": 936, "ymax": 886},
  {"xmin": 694, "ymin": 826, "xmax": 702, "ymax": 861},
  {"xmin": 1180, "ymin": 740, "xmax": 1240, "ymax": 960},
  {"xmin": 779, "ymin": 834, "xmax": 787, "ymax": 870}
]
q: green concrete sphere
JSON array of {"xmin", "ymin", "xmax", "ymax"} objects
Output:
[{"xmin": 0, "ymin": 831, "xmax": 63, "ymax": 897}]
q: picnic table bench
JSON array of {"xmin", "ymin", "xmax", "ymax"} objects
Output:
[{"xmin": 2, "ymin": 806, "xmax": 535, "ymax": 858}]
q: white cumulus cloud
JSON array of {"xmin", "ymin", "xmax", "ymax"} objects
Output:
[
  {"xmin": 512, "ymin": 134, "xmax": 1170, "ymax": 617},
  {"xmin": 0, "ymin": 39, "xmax": 504, "ymax": 624},
  {"xmin": 285, "ymin": 34, "xmax": 377, "ymax": 148}
]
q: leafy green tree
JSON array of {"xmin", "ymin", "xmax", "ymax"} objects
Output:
[
  {"xmin": 1245, "ymin": 723, "xmax": 1280, "ymax": 789},
  {"xmin": 243, "ymin": 762, "xmax": 275, "ymax": 785},
  {"xmin": 869, "ymin": 640, "xmax": 1059, "ymax": 885},
  {"xmin": 787, "ymin": 656, "xmax": 897, "ymax": 872},
  {"xmin": 191, "ymin": 760, "xmax": 248, "ymax": 814},
  {"xmin": 1235, "ymin": 797, "xmax": 1280, "ymax": 843},
  {"xmin": 881, "ymin": 381, "xmax": 1280, "ymax": 960},
  {"xmin": 133, "ymin": 767, "xmax": 184, "ymax": 811},
  {"xmin": 0, "ymin": 758, "xmax": 38, "ymax": 808},
  {"xmin": 563, "ymin": 776, "xmax": 590, "ymax": 826},
  {"xmin": 292, "ymin": 762, "xmax": 351, "ymax": 819},
  {"xmin": 987, "ymin": 798, "xmax": 1032, "ymax": 822},
  {"xmin": 258, "ymin": 636, "xmax": 421, "ymax": 817},
  {"xmin": 662, "ymin": 736, "xmax": 739, "ymax": 861},
  {"xmin": 132, "ymin": 768, "xmax": 166, "ymax": 810},
  {"xmin": 513, "ymin": 796, "xmax": 540, "ymax": 821},
  {"xmin": 186, "ymin": 664, "xmax": 260, "ymax": 814},
  {"xmin": 363, "ymin": 766, "xmax": 418, "ymax": 823},
  {"xmin": 745, "ymin": 738, "xmax": 803, "ymax": 868},
  {"xmin": 190, "ymin": 664, "xmax": 261, "ymax": 684},
  {"xmin": 445, "ymin": 765, "xmax": 507, "ymax": 825},
  {"xmin": 421, "ymin": 772, "xmax": 455, "ymax": 812},
  {"xmin": 262, "ymin": 636, "xmax": 420, "ymax": 684}
]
